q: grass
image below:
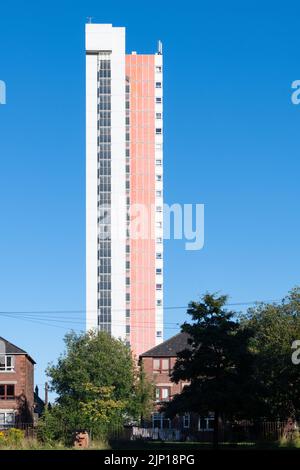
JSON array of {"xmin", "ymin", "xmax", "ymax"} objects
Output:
[{"xmin": 1, "ymin": 437, "xmax": 300, "ymax": 451}]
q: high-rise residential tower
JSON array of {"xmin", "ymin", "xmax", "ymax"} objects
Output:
[{"xmin": 86, "ymin": 24, "xmax": 163, "ymax": 357}]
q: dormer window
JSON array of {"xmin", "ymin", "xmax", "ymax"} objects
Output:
[{"xmin": 0, "ymin": 355, "xmax": 14, "ymax": 372}]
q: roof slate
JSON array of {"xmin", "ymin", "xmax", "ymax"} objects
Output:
[
  {"xmin": 0, "ymin": 336, "xmax": 35, "ymax": 363},
  {"xmin": 140, "ymin": 332, "xmax": 192, "ymax": 357}
]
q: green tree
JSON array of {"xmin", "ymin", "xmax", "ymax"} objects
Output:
[
  {"xmin": 80, "ymin": 384, "xmax": 126, "ymax": 437},
  {"xmin": 165, "ymin": 293, "xmax": 254, "ymax": 448},
  {"xmin": 45, "ymin": 330, "xmax": 137, "ymax": 441},
  {"xmin": 244, "ymin": 287, "xmax": 300, "ymax": 420},
  {"xmin": 132, "ymin": 362, "xmax": 154, "ymax": 425}
]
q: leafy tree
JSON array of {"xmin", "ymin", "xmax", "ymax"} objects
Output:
[
  {"xmin": 132, "ymin": 362, "xmax": 154, "ymax": 426},
  {"xmin": 244, "ymin": 287, "xmax": 300, "ymax": 420},
  {"xmin": 79, "ymin": 384, "xmax": 126, "ymax": 438},
  {"xmin": 45, "ymin": 330, "xmax": 137, "ymax": 441},
  {"xmin": 165, "ymin": 293, "xmax": 254, "ymax": 448}
]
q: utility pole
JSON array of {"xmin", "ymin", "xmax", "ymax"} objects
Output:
[{"xmin": 44, "ymin": 382, "xmax": 49, "ymax": 408}]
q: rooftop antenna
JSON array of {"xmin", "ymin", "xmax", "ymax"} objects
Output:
[
  {"xmin": 87, "ymin": 17, "xmax": 93, "ymax": 24},
  {"xmin": 158, "ymin": 40, "xmax": 163, "ymax": 55}
]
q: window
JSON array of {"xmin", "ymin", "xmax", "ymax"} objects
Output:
[
  {"xmin": 126, "ymin": 293, "xmax": 130, "ymax": 302},
  {"xmin": 156, "ymin": 82, "xmax": 162, "ymax": 88},
  {"xmin": 156, "ymin": 253, "xmax": 162, "ymax": 259},
  {"xmin": 155, "ymin": 387, "xmax": 170, "ymax": 402},
  {"xmin": 156, "ymin": 190, "xmax": 162, "ymax": 197},
  {"xmin": 156, "ymin": 128, "xmax": 162, "ymax": 135},
  {"xmin": 156, "ymin": 331, "xmax": 162, "ymax": 338},
  {"xmin": 126, "ymin": 325, "xmax": 130, "ymax": 335},
  {"xmin": 126, "ymin": 261, "xmax": 130, "ymax": 270},
  {"xmin": 126, "ymin": 309, "xmax": 130, "ymax": 318},
  {"xmin": 156, "ymin": 206, "xmax": 162, "ymax": 212},
  {"xmin": 0, "ymin": 356, "xmax": 14, "ymax": 372},
  {"xmin": 183, "ymin": 413, "xmax": 190, "ymax": 429},
  {"xmin": 126, "ymin": 277, "xmax": 130, "ymax": 286},
  {"xmin": 156, "ymin": 66, "xmax": 162, "ymax": 73},
  {"xmin": 0, "ymin": 411, "xmax": 15, "ymax": 427},
  {"xmin": 152, "ymin": 412, "xmax": 171, "ymax": 429},
  {"xmin": 0, "ymin": 385, "xmax": 15, "ymax": 400},
  {"xmin": 156, "ymin": 175, "xmax": 162, "ymax": 182},
  {"xmin": 156, "ymin": 97, "xmax": 162, "ymax": 104},
  {"xmin": 198, "ymin": 416, "xmax": 215, "ymax": 432},
  {"xmin": 153, "ymin": 358, "xmax": 169, "ymax": 371},
  {"xmin": 157, "ymin": 299, "xmax": 162, "ymax": 306},
  {"xmin": 156, "ymin": 159, "xmax": 162, "ymax": 166},
  {"xmin": 156, "ymin": 268, "xmax": 162, "ymax": 275},
  {"xmin": 126, "ymin": 245, "xmax": 130, "ymax": 253},
  {"xmin": 156, "ymin": 283, "xmax": 162, "ymax": 290},
  {"xmin": 156, "ymin": 237, "xmax": 162, "ymax": 244},
  {"xmin": 161, "ymin": 388, "xmax": 169, "ymax": 401},
  {"xmin": 156, "ymin": 221, "xmax": 162, "ymax": 228},
  {"xmin": 156, "ymin": 112, "xmax": 162, "ymax": 119}
]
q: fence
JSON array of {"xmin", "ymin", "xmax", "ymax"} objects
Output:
[
  {"xmin": 131, "ymin": 427, "xmax": 181, "ymax": 441},
  {"xmin": 122, "ymin": 421, "xmax": 296, "ymax": 443}
]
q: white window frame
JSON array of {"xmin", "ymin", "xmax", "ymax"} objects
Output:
[
  {"xmin": 0, "ymin": 355, "xmax": 14, "ymax": 372},
  {"xmin": 152, "ymin": 412, "xmax": 171, "ymax": 430},
  {"xmin": 183, "ymin": 413, "xmax": 190, "ymax": 428},
  {"xmin": 0, "ymin": 410, "xmax": 15, "ymax": 427},
  {"xmin": 161, "ymin": 387, "xmax": 170, "ymax": 401},
  {"xmin": 198, "ymin": 416, "xmax": 215, "ymax": 432}
]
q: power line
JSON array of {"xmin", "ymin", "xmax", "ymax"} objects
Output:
[
  {"xmin": 0, "ymin": 298, "xmax": 283, "ymax": 332},
  {"xmin": 0, "ymin": 298, "xmax": 282, "ymax": 316}
]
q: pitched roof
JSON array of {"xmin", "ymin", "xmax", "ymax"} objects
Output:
[
  {"xmin": 140, "ymin": 332, "xmax": 192, "ymax": 358},
  {"xmin": 0, "ymin": 336, "xmax": 36, "ymax": 364}
]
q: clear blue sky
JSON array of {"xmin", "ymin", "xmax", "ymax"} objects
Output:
[{"xmin": 0, "ymin": 0, "xmax": 300, "ymax": 397}]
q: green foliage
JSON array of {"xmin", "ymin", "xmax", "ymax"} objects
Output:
[
  {"xmin": 47, "ymin": 330, "xmax": 135, "ymax": 405},
  {"xmin": 165, "ymin": 287, "xmax": 300, "ymax": 442},
  {"xmin": 79, "ymin": 384, "xmax": 126, "ymax": 438},
  {"xmin": 0, "ymin": 428, "xmax": 25, "ymax": 448},
  {"xmin": 167, "ymin": 293, "xmax": 254, "ymax": 416},
  {"xmin": 37, "ymin": 406, "xmax": 72, "ymax": 444},
  {"xmin": 131, "ymin": 362, "xmax": 154, "ymax": 424},
  {"xmin": 164, "ymin": 293, "xmax": 255, "ymax": 447},
  {"xmin": 243, "ymin": 287, "xmax": 300, "ymax": 419},
  {"xmin": 43, "ymin": 330, "xmax": 153, "ymax": 443}
]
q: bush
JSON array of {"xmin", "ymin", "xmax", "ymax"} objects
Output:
[
  {"xmin": 279, "ymin": 431, "xmax": 300, "ymax": 448},
  {"xmin": 0, "ymin": 428, "xmax": 25, "ymax": 449}
]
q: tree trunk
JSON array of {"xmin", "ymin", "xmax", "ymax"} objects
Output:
[{"xmin": 213, "ymin": 410, "xmax": 219, "ymax": 449}]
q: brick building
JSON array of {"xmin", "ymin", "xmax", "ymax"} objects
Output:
[
  {"xmin": 139, "ymin": 332, "xmax": 214, "ymax": 435},
  {"xmin": 0, "ymin": 337, "xmax": 35, "ymax": 428}
]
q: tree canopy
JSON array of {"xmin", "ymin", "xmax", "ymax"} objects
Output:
[
  {"xmin": 42, "ymin": 330, "xmax": 153, "ymax": 442},
  {"xmin": 165, "ymin": 293, "xmax": 255, "ymax": 447}
]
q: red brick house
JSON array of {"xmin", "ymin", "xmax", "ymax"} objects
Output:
[
  {"xmin": 0, "ymin": 337, "xmax": 35, "ymax": 428},
  {"xmin": 139, "ymin": 332, "xmax": 214, "ymax": 435}
]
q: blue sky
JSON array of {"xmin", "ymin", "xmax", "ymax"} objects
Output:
[{"xmin": 0, "ymin": 0, "xmax": 300, "ymax": 397}]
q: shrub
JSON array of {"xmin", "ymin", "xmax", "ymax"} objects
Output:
[{"xmin": 0, "ymin": 428, "xmax": 25, "ymax": 449}]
